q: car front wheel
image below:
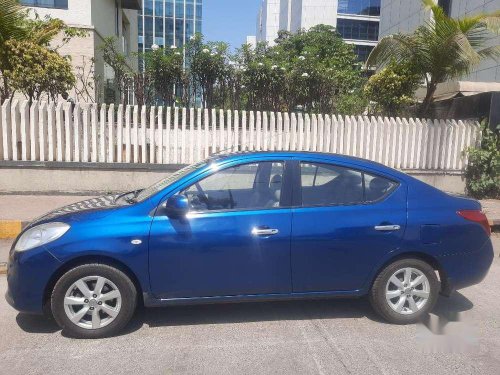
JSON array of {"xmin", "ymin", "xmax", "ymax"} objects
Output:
[
  {"xmin": 51, "ymin": 263, "xmax": 137, "ymax": 338},
  {"xmin": 369, "ymin": 258, "xmax": 439, "ymax": 324}
]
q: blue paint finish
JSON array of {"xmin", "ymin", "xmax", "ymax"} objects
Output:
[
  {"xmin": 5, "ymin": 152, "xmax": 494, "ymax": 315},
  {"xmin": 149, "ymin": 209, "xmax": 293, "ymax": 298},
  {"xmin": 291, "ymin": 185, "xmax": 408, "ymax": 292}
]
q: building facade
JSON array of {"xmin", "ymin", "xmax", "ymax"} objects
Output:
[
  {"xmin": 138, "ymin": 0, "xmax": 202, "ymax": 53},
  {"xmin": 20, "ymin": 0, "xmax": 141, "ymax": 102},
  {"xmin": 254, "ymin": 0, "xmax": 381, "ymax": 61},
  {"xmin": 379, "ymin": 0, "xmax": 500, "ymax": 84}
]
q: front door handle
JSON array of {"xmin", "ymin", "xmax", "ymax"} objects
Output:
[
  {"xmin": 252, "ymin": 227, "xmax": 279, "ymax": 236},
  {"xmin": 374, "ymin": 225, "xmax": 401, "ymax": 231}
]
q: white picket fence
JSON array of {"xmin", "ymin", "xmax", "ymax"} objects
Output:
[{"xmin": 0, "ymin": 99, "xmax": 481, "ymax": 170}]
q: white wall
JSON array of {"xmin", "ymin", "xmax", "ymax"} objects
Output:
[
  {"xmin": 299, "ymin": 0, "xmax": 337, "ymax": 30},
  {"xmin": 25, "ymin": 0, "xmax": 93, "ymax": 27}
]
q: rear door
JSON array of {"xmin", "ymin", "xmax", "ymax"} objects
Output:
[{"xmin": 291, "ymin": 160, "xmax": 407, "ymax": 292}]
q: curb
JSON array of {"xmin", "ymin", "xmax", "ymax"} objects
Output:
[{"xmin": 0, "ymin": 220, "xmax": 28, "ymax": 240}]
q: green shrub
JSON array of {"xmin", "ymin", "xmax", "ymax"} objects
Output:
[{"xmin": 464, "ymin": 123, "xmax": 500, "ymax": 199}]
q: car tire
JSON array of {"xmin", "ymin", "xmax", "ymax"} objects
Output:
[
  {"xmin": 51, "ymin": 263, "xmax": 137, "ymax": 339},
  {"xmin": 369, "ymin": 258, "xmax": 439, "ymax": 324}
]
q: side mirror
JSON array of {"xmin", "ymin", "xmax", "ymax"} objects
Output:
[{"xmin": 164, "ymin": 195, "xmax": 189, "ymax": 219}]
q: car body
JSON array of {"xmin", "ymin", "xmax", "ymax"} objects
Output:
[{"xmin": 6, "ymin": 152, "xmax": 494, "ymax": 337}]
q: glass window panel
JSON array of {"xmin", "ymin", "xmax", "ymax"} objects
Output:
[
  {"xmin": 20, "ymin": 0, "xmax": 68, "ymax": 8},
  {"xmin": 438, "ymin": 0, "xmax": 451, "ymax": 16},
  {"xmin": 186, "ymin": 0, "xmax": 194, "ymax": 19},
  {"xmin": 182, "ymin": 162, "xmax": 284, "ymax": 211},
  {"xmin": 165, "ymin": 18, "xmax": 174, "ymax": 46},
  {"xmin": 336, "ymin": 19, "xmax": 379, "ymax": 41},
  {"xmin": 155, "ymin": 0, "xmax": 164, "ymax": 16},
  {"xmin": 186, "ymin": 20, "xmax": 194, "ymax": 39},
  {"xmin": 338, "ymin": 0, "xmax": 380, "ymax": 16},
  {"xmin": 175, "ymin": 0, "xmax": 184, "ymax": 18},
  {"xmin": 155, "ymin": 17, "xmax": 164, "ymax": 37},
  {"xmin": 300, "ymin": 163, "xmax": 364, "ymax": 206},
  {"xmin": 175, "ymin": 19, "xmax": 184, "ymax": 46},
  {"xmin": 138, "ymin": 15, "xmax": 143, "ymax": 34},
  {"xmin": 196, "ymin": 20, "xmax": 202, "ymax": 34},
  {"xmin": 196, "ymin": 3, "xmax": 202, "ymax": 20},
  {"xmin": 166, "ymin": 0, "xmax": 174, "ymax": 17},
  {"xmin": 364, "ymin": 173, "xmax": 397, "ymax": 202},
  {"xmin": 353, "ymin": 45, "xmax": 374, "ymax": 62},
  {"xmin": 144, "ymin": 0, "xmax": 154, "ymax": 16}
]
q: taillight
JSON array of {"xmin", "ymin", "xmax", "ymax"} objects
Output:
[{"xmin": 457, "ymin": 210, "xmax": 491, "ymax": 236}]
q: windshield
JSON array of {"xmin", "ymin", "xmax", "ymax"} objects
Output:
[{"xmin": 135, "ymin": 160, "xmax": 208, "ymax": 202}]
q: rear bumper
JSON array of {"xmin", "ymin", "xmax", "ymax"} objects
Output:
[
  {"xmin": 6, "ymin": 246, "xmax": 62, "ymax": 314},
  {"xmin": 438, "ymin": 239, "xmax": 494, "ymax": 294}
]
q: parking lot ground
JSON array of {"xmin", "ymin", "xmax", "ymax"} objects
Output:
[{"xmin": 0, "ymin": 235, "xmax": 499, "ymax": 375}]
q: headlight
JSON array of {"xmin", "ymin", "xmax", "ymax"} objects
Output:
[{"xmin": 15, "ymin": 222, "xmax": 70, "ymax": 252}]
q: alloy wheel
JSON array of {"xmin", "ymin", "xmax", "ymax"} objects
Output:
[
  {"xmin": 385, "ymin": 267, "xmax": 430, "ymax": 315},
  {"xmin": 63, "ymin": 276, "xmax": 122, "ymax": 330}
]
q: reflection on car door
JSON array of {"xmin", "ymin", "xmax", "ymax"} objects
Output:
[
  {"xmin": 291, "ymin": 161, "xmax": 407, "ymax": 292},
  {"xmin": 149, "ymin": 160, "xmax": 294, "ymax": 299}
]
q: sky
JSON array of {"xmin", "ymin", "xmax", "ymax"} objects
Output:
[{"xmin": 202, "ymin": 0, "xmax": 261, "ymax": 50}]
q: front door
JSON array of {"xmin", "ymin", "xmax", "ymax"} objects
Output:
[
  {"xmin": 149, "ymin": 160, "xmax": 293, "ymax": 299},
  {"xmin": 291, "ymin": 161, "xmax": 407, "ymax": 292}
]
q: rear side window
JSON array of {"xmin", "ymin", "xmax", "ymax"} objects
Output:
[
  {"xmin": 300, "ymin": 162, "xmax": 396, "ymax": 207},
  {"xmin": 364, "ymin": 173, "xmax": 397, "ymax": 202}
]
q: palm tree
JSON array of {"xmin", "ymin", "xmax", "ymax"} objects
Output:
[
  {"xmin": 367, "ymin": 0, "xmax": 500, "ymax": 116},
  {"xmin": 0, "ymin": 0, "xmax": 26, "ymax": 101}
]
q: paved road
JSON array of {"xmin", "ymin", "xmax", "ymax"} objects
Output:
[{"xmin": 0, "ymin": 236, "xmax": 499, "ymax": 375}]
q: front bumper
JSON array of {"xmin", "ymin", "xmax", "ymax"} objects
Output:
[
  {"xmin": 6, "ymin": 245, "xmax": 62, "ymax": 314},
  {"xmin": 438, "ymin": 238, "xmax": 494, "ymax": 294}
]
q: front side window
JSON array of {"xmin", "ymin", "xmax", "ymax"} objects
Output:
[
  {"xmin": 182, "ymin": 162, "xmax": 284, "ymax": 212},
  {"xmin": 300, "ymin": 162, "xmax": 396, "ymax": 206}
]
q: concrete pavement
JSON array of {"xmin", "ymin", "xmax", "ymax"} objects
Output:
[{"xmin": 0, "ymin": 236, "xmax": 499, "ymax": 375}]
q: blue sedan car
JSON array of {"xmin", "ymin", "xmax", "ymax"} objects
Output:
[{"xmin": 6, "ymin": 152, "xmax": 493, "ymax": 338}]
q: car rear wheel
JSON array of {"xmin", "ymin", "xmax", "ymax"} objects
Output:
[
  {"xmin": 51, "ymin": 264, "xmax": 137, "ymax": 338},
  {"xmin": 369, "ymin": 258, "xmax": 439, "ymax": 324}
]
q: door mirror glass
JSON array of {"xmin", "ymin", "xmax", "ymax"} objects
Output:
[{"xmin": 165, "ymin": 194, "xmax": 189, "ymax": 219}]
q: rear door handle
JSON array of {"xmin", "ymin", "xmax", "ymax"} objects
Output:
[
  {"xmin": 374, "ymin": 225, "xmax": 401, "ymax": 231},
  {"xmin": 252, "ymin": 227, "xmax": 279, "ymax": 236}
]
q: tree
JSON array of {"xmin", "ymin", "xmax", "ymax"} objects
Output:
[
  {"xmin": 186, "ymin": 34, "xmax": 229, "ymax": 108},
  {"xmin": 143, "ymin": 46, "xmax": 183, "ymax": 106},
  {"xmin": 4, "ymin": 39, "xmax": 75, "ymax": 102},
  {"xmin": 0, "ymin": 0, "xmax": 27, "ymax": 101},
  {"xmin": 367, "ymin": 0, "xmax": 500, "ymax": 116},
  {"xmin": 0, "ymin": 0, "xmax": 84, "ymax": 102},
  {"xmin": 364, "ymin": 61, "xmax": 421, "ymax": 116},
  {"xmin": 234, "ymin": 25, "xmax": 365, "ymax": 113}
]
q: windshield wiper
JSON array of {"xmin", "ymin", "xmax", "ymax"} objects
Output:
[{"xmin": 114, "ymin": 189, "xmax": 143, "ymax": 204}]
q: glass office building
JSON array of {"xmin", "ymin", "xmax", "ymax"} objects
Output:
[
  {"xmin": 138, "ymin": 0, "xmax": 202, "ymax": 52},
  {"xmin": 336, "ymin": 0, "xmax": 380, "ymax": 61},
  {"xmin": 255, "ymin": 0, "xmax": 380, "ymax": 62}
]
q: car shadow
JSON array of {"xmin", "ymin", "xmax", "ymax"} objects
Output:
[{"xmin": 15, "ymin": 292, "xmax": 474, "ymax": 338}]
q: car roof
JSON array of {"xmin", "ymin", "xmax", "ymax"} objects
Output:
[{"xmin": 209, "ymin": 151, "xmax": 407, "ymax": 180}]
